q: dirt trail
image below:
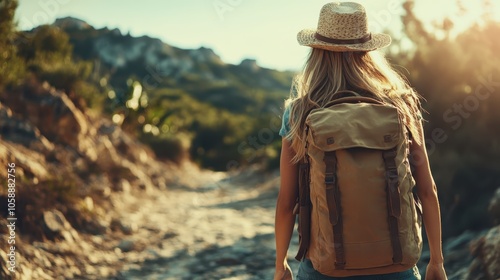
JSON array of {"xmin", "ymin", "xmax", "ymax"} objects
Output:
[
  {"xmin": 6, "ymin": 163, "xmax": 301, "ymax": 280},
  {"xmin": 111, "ymin": 163, "xmax": 298, "ymax": 280},
  {"xmin": 7, "ymin": 162, "xmax": 492, "ymax": 279}
]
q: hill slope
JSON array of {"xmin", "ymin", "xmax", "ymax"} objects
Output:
[{"xmin": 31, "ymin": 17, "xmax": 295, "ymax": 170}]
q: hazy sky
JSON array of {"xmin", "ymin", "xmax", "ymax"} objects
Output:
[{"xmin": 16, "ymin": 0, "xmax": 499, "ymax": 71}]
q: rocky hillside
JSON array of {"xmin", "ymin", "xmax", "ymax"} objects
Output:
[
  {"xmin": 51, "ymin": 17, "xmax": 294, "ymax": 113},
  {"xmin": 17, "ymin": 16, "xmax": 293, "ymax": 171},
  {"xmin": 0, "ymin": 76, "xmax": 172, "ymax": 278}
]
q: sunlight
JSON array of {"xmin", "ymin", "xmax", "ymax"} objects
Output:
[{"xmin": 414, "ymin": 0, "xmax": 500, "ymax": 36}]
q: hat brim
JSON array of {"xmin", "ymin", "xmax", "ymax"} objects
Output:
[{"xmin": 297, "ymin": 29, "xmax": 391, "ymax": 52}]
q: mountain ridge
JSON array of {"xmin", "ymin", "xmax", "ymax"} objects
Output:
[{"xmin": 49, "ymin": 16, "xmax": 294, "ymax": 94}]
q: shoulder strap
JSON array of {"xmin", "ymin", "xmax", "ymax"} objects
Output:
[
  {"xmin": 323, "ymin": 151, "xmax": 346, "ymax": 269},
  {"xmin": 295, "ymin": 125, "xmax": 312, "ymax": 261},
  {"xmin": 324, "ymin": 96, "xmax": 384, "ymax": 108},
  {"xmin": 331, "ymin": 90, "xmax": 361, "ymax": 98},
  {"xmin": 383, "ymin": 148, "xmax": 403, "ymax": 264}
]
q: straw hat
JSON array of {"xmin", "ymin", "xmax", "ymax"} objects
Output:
[{"xmin": 297, "ymin": 2, "xmax": 391, "ymax": 52}]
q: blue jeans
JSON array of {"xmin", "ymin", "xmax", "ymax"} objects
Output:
[{"xmin": 297, "ymin": 259, "xmax": 421, "ymax": 280}]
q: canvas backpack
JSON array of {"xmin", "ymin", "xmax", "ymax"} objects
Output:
[{"xmin": 294, "ymin": 91, "xmax": 423, "ymax": 276}]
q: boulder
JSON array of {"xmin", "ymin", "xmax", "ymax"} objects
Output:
[
  {"xmin": 469, "ymin": 225, "xmax": 500, "ymax": 279},
  {"xmin": 488, "ymin": 188, "xmax": 500, "ymax": 225},
  {"xmin": 3, "ymin": 83, "xmax": 98, "ymax": 160},
  {"xmin": 0, "ymin": 102, "xmax": 54, "ymax": 152},
  {"xmin": 110, "ymin": 218, "xmax": 136, "ymax": 235},
  {"xmin": 116, "ymin": 239, "xmax": 135, "ymax": 253},
  {"xmin": 42, "ymin": 210, "xmax": 79, "ymax": 243}
]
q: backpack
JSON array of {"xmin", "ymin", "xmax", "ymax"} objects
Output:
[{"xmin": 294, "ymin": 91, "xmax": 423, "ymax": 276}]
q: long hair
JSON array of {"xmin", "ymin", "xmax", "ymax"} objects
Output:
[{"xmin": 284, "ymin": 49, "xmax": 423, "ymax": 163}]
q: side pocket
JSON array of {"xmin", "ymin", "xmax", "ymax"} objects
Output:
[
  {"xmin": 412, "ymin": 192, "xmax": 423, "ymax": 246},
  {"xmin": 413, "ymin": 192, "xmax": 423, "ymax": 226}
]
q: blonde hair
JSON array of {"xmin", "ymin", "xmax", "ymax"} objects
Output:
[{"xmin": 285, "ymin": 49, "xmax": 423, "ymax": 163}]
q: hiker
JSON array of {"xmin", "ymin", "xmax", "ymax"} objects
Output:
[{"xmin": 274, "ymin": 2, "xmax": 447, "ymax": 280}]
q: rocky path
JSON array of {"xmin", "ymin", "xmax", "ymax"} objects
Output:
[
  {"xmin": 6, "ymin": 162, "xmax": 498, "ymax": 279},
  {"xmin": 5, "ymin": 163, "xmax": 296, "ymax": 280},
  {"xmin": 107, "ymin": 163, "xmax": 496, "ymax": 280},
  {"xmin": 110, "ymin": 164, "xmax": 298, "ymax": 280}
]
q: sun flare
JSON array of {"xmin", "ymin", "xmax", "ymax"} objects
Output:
[{"xmin": 414, "ymin": 0, "xmax": 500, "ymax": 35}]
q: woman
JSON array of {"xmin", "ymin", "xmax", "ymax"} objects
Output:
[{"xmin": 274, "ymin": 2, "xmax": 447, "ymax": 280}]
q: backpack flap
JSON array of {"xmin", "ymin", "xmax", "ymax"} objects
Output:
[{"xmin": 306, "ymin": 102, "xmax": 402, "ymax": 152}]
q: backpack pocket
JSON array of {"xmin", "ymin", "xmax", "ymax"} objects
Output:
[{"xmin": 307, "ymin": 103, "xmax": 402, "ymax": 151}]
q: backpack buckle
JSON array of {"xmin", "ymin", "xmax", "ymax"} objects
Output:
[
  {"xmin": 325, "ymin": 175, "xmax": 335, "ymax": 184},
  {"xmin": 382, "ymin": 149, "xmax": 398, "ymax": 160},
  {"xmin": 334, "ymin": 261, "xmax": 346, "ymax": 269}
]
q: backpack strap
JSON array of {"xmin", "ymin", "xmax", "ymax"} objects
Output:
[
  {"xmin": 324, "ymin": 151, "xmax": 346, "ymax": 269},
  {"xmin": 382, "ymin": 148, "xmax": 403, "ymax": 264},
  {"xmin": 295, "ymin": 125, "xmax": 312, "ymax": 261},
  {"xmin": 295, "ymin": 159, "xmax": 311, "ymax": 261},
  {"xmin": 324, "ymin": 96, "xmax": 384, "ymax": 108},
  {"xmin": 331, "ymin": 90, "xmax": 361, "ymax": 98}
]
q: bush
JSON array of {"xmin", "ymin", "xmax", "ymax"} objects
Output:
[{"xmin": 140, "ymin": 133, "xmax": 188, "ymax": 164}]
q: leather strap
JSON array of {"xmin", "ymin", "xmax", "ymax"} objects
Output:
[
  {"xmin": 315, "ymin": 32, "xmax": 372, "ymax": 45},
  {"xmin": 383, "ymin": 148, "xmax": 403, "ymax": 264},
  {"xmin": 323, "ymin": 151, "xmax": 346, "ymax": 269},
  {"xmin": 295, "ymin": 125, "xmax": 312, "ymax": 261},
  {"xmin": 332, "ymin": 90, "xmax": 361, "ymax": 98},
  {"xmin": 295, "ymin": 161, "xmax": 311, "ymax": 261},
  {"xmin": 323, "ymin": 96, "xmax": 384, "ymax": 108}
]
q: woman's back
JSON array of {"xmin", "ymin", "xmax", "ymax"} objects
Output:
[{"xmin": 274, "ymin": 2, "xmax": 447, "ymax": 280}]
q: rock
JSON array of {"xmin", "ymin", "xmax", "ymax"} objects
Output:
[
  {"xmin": 163, "ymin": 231, "xmax": 178, "ymax": 239},
  {"xmin": 464, "ymin": 258, "xmax": 488, "ymax": 280},
  {"xmin": 117, "ymin": 239, "xmax": 135, "ymax": 253},
  {"xmin": 74, "ymin": 158, "xmax": 89, "ymax": 174},
  {"xmin": 42, "ymin": 210, "xmax": 77, "ymax": 242},
  {"xmin": 120, "ymin": 179, "xmax": 131, "ymax": 193},
  {"xmin": 444, "ymin": 230, "xmax": 479, "ymax": 252},
  {"xmin": 469, "ymin": 225, "xmax": 500, "ymax": 279},
  {"xmin": 54, "ymin": 17, "xmax": 91, "ymax": 30},
  {"xmin": 33, "ymin": 241, "xmax": 75, "ymax": 255},
  {"xmin": 5, "ymin": 83, "xmax": 98, "ymax": 160},
  {"xmin": 240, "ymin": 58, "xmax": 259, "ymax": 72},
  {"xmin": 60, "ymin": 230, "xmax": 75, "ymax": 243},
  {"xmin": 83, "ymin": 196, "xmax": 94, "ymax": 211},
  {"xmin": 488, "ymin": 188, "xmax": 500, "ymax": 225},
  {"xmin": 215, "ymin": 252, "xmax": 241, "ymax": 266},
  {"xmin": 0, "ymin": 103, "xmax": 39, "ymax": 147},
  {"xmin": 110, "ymin": 218, "xmax": 121, "ymax": 232},
  {"xmin": 110, "ymin": 218, "xmax": 136, "ymax": 235},
  {"xmin": 0, "ymin": 249, "xmax": 12, "ymax": 280},
  {"xmin": 84, "ymin": 218, "xmax": 108, "ymax": 235}
]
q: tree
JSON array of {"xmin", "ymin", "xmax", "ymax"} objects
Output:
[
  {"xmin": 398, "ymin": 0, "xmax": 500, "ymax": 237},
  {"xmin": 0, "ymin": 0, "xmax": 25, "ymax": 89}
]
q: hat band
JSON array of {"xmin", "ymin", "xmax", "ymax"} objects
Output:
[{"xmin": 314, "ymin": 32, "xmax": 372, "ymax": 45}]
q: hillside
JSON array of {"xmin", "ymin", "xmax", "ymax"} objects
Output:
[
  {"xmin": 0, "ymin": 77, "xmax": 281, "ymax": 279},
  {"xmin": 51, "ymin": 16, "xmax": 294, "ymax": 118},
  {"xmin": 29, "ymin": 16, "xmax": 294, "ymax": 171}
]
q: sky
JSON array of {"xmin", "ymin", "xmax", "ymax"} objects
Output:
[{"xmin": 15, "ymin": 0, "xmax": 500, "ymax": 71}]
